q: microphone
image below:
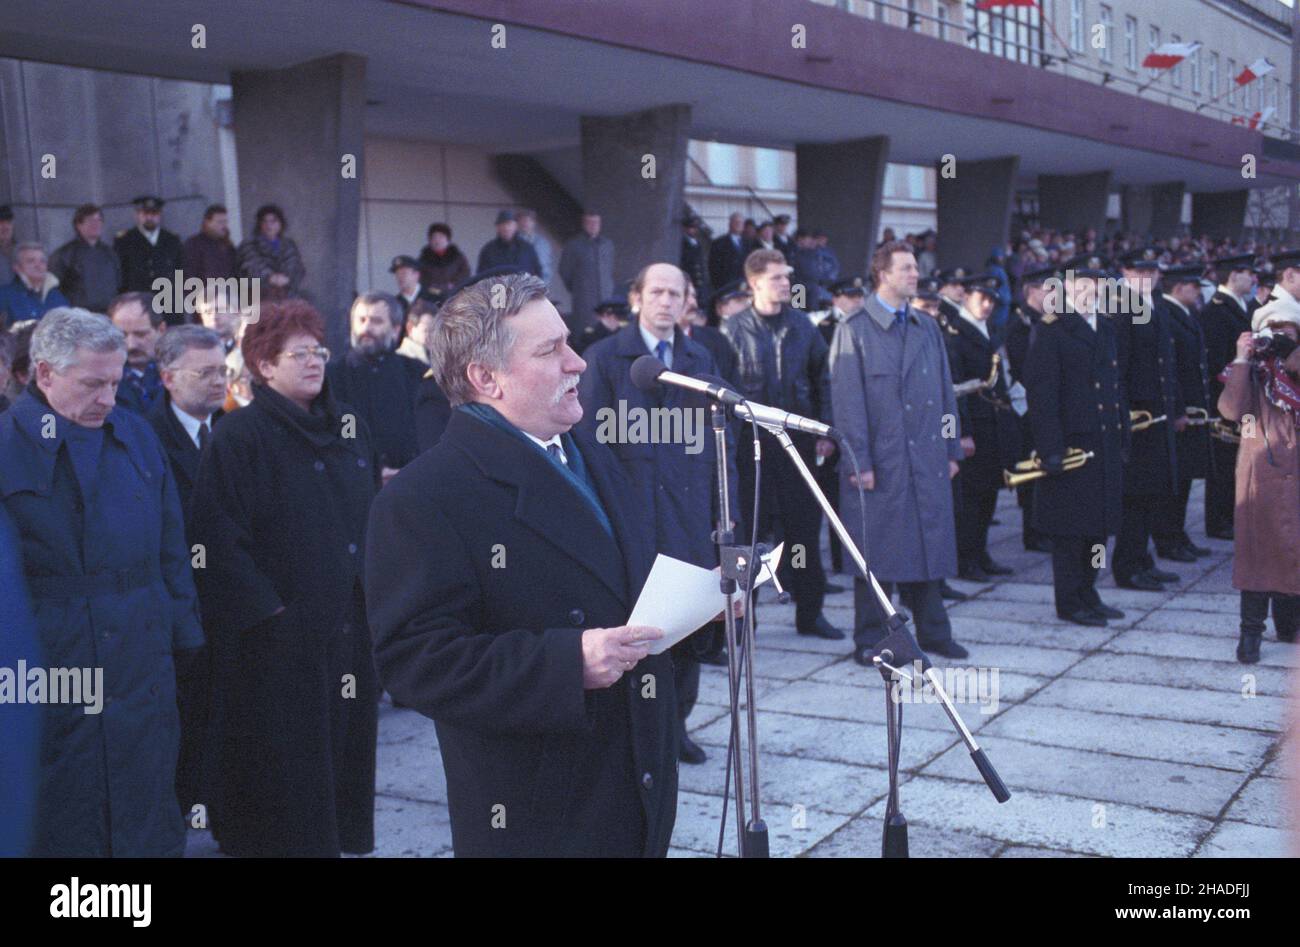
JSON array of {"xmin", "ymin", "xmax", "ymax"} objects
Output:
[{"xmin": 630, "ymin": 354, "xmax": 840, "ymax": 439}]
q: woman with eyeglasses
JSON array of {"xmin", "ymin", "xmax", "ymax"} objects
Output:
[{"xmin": 190, "ymin": 299, "xmax": 379, "ymax": 856}]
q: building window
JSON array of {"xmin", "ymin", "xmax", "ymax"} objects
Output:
[
  {"xmin": 937, "ymin": 4, "xmax": 947, "ymax": 41},
  {"xmin": 706, "ymin": 141, "xmax": 740, "ymax": 186},
  {"xmin": 1189, "ymin": 45, "xmax": 1200, "ymax": 95},
  {"xmin": 754, "ymin": 148, "xmax": 782, "ymax": 191},
  {"xmin": 1208, "ymin": 51, "xmax": 1218, "ymax": 100},
  {"xmin": 1228, "ymin": 59, "xmax": 1236, "ymax": 106},
  {"xmin": 1070, "ymin": 0, "xmax": 1086, "ymax": 53},
  {"xmin": 1170, "ymin": 34, "xmax": 1182, "ymax": 88},
  {"xmin": 1098, "ymin": 5, "xmax": 1113, "ymax": 64},
  {"xmin": 1124, "ymin": 16, "xmax": 1137, "ymax": 71},
  {"xmin": 1146, "ymin": 25, "xmax": 1161, "ymax": 78},
  {"xmin": 907, "ymin": 0, "xmax": 919, "ymax": 31}
]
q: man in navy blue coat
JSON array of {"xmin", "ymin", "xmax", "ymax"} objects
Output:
[
  {"xmin": 0, "ymin": 307, "xmax": 202, "ymax": 857},
  {"xmin": 578, "ymin": 262, "xmax": 738, "ymax": 766},
  {"xmin": 366, "ymin": 272, "xmax": 677, "ymax": 857}
]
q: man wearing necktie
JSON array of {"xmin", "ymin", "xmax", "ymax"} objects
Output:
[
  {"xmin": 829, "ymin": 241, "xmax": 968, "ymax": 663},
  {"xmin": 108, "ymin": 292, "xmax": 165, "ymax": 414},
  {"xmin": 367, "ymin": 271, "xmax": 678, "ymax": 857},
  {"xmin": 147, "ymin": 324, "xmax": 228, "ymax": 817},
  {"xmin": 577, "ymin": 262, "xmax": 740, "ymax": 768}
]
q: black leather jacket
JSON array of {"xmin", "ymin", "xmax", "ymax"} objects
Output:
[{"xmin": 720, "ymin": 304, "xmax": 831, "ymax": 423}]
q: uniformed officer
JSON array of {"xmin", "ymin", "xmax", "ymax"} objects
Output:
[
  {"xmin": 818, "ymin": 277, "xmax": 868, "ymax": 575},
  {"xmin": 1112, "ymin": 250, "xmax": 1184, "ymax": 591},
  {"xmin": 1198, "ymin": 253, "xmax": 1256, "ymax": 540},
  {"xmin": 114, "ymin": 196, "xmax": 184, "ymax": 310},
  {"xmin": 1005, "ymin": 265, "xmax": 1055, "ymax": 553},
  {"xmin": 1249, "ymin": 267, "xmax": 1274, "ymax": 317},
  {"xmin": 572, "ymin": 296, "xmax": 630, "ymax": 356},
  {"xmin": 1154, "ymin": 264, "xmax": 1213, "ymax": 562},
  {"xmin": 913, "ymin": 275, "xmax": 972, "ymax": 601},
  {"xmin": 1022, "ymin": 265, "xmax": 1127, "ymax": 626},
  {"xmin": 951, "ymin": 274, "xmax": 1019, "ymax": 581},
  {"xmin": 936, "ymin": 267, "xmax": 968, "ymax": 327},
  {"xmin": 680, "ymin": 214, "xmax": 709, "ymax": 302},
  {"xmin": 708, "ymin": 278, "xmax": 751, "ymax": 324}
]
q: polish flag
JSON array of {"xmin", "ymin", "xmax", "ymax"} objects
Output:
[
  {"xmin": 1232, "ymin": 107, "xmax": 1277, "ymax": 130},
  {"xmin": 974, "ymin": 0, "xmax": 1037, "ymax": 9},
  {"xmin": 1141, "ymin": 42, "xmax": 1202, "ymax": 71},
  {"xmin": 1235, "ymin": 58, "xmax": 1275, "ymax": 86}
]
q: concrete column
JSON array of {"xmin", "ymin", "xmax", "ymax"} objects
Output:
[
  {"xmin": 1038, "ymin": 171, "xmax": 1112, "ymax": 234},
  {"xmin": 232, "ymin": 53, "xmax": 366, "ymax": 351},
  {"xmin": 1121, "ymin": 182, "xmax": 1186, "ymax": 239},
  {"xmin": 936, "ymin": 156, "xmax": 1019, "ymax": 272},
  {"xmin": 579, "ymin": 104, "xmax": 690, "ymax": 289},
  {"xmin": 795, "ymin": 136, "xmax": 889, "ymax": 285},
  {"xmin": 1191, "ymin": 190, "xmax": 1249, "ymax": 242}
]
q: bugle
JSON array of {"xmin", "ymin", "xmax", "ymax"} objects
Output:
[
  {"xmin": 1129, "ymin": 410, "xmax": 1167, "ymax": 432},
  {"xmin": 1003, "ymin": 447, "xmax": 1094, "ymax": 487},
  {"xmin": 1210, "ymin": 419, "xmax": 1241, "ymax": 444},
  {"xmin": 954, "ymin": 353, "xmax": 1001, "ymax": 398}
]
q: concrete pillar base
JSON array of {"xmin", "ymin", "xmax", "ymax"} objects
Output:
[
  {"xmin": 1191, "ymin": 190, "xmax": 1249, "ymax": 243},
  {"xmin": 1038, "ymin": 171, "xmax": 1112, "ymax": 234},
  {"xmin": 795, "ymin": 136, "xmax": 889, "ymax": 285},
  {"xmin": 232, "ymin": 53, "xmax": 366, "ymax": 351},
  {"xmin": 936, "ymin": 156, "xmax": 1019, "ymax": 272}
]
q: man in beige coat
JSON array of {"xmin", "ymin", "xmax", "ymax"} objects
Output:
[{"xmin": 1218, "ymin": 298, "xmax": 1300, "ymax": 664}]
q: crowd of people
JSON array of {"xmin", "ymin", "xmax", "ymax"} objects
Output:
[{"xmin": 1, "ymin": 192, "xmax": 1298, "ymax": 859}]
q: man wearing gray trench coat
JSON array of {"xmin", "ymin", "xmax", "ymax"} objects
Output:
[{"xmin": 829, "ymin": 241, "xmax": 969, "ymax": 665}]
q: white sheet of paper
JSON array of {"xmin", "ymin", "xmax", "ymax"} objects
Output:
[{"xmin": 629, "ymin": 545, "xmax": 784, "ymax": 655}]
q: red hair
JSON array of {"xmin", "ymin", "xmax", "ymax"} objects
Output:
[{"xmin": 241, "ymin": 299, "xmax": 325, "ymax": 383}]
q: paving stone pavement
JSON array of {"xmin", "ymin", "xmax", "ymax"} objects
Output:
[{"xmin": 186, "ymin": 485, "xmax": 1298, "ymax": 858}]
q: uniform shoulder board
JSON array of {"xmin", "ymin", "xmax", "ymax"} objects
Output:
[
  {"xmin": 1040, "ymin": 312, "xmax": 1058, "ymax": 324},
  {"xmin": 945, "ymin": 322, "xmax": 959, "ymax": 335},
  {"xmin": 423, "ymin": 368, "xmax": 435, "ymax": 379},
  {"xmin": 116, "ymin": 229, "xmax": 128, "ymax": 238}
]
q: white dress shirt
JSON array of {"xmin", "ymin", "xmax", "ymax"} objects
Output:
[
  {"xmin": 522, "ymin": 431, "xmax": 566, "ymax": 464},
  {"xmin": 170, "ymin": 400, "xmax": 211, "ymax": 449}
]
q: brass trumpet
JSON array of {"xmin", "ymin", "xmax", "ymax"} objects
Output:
[
  {"xmin": 1003, "ymin": 447, "xmax": 1095, "ymax": 487},
  {"xmin": 954, "ymin": 353, "xmax": 1001, "ymax": 398},
  {"xmin": 1211, "ymin": 419, "xmax": 1241, "ymax": 444},
  {"xmin": 1129, "ymin": 410, "xmax": 1167, "ymax": 432},
  {"xmin": 1183, "ymin": 407, "xmax": 1218, "ymax": 426}
]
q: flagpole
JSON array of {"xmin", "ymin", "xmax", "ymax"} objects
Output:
[{"xmin": 1029, "ymin": 0, "xmax": 1073, "ymax": 61}]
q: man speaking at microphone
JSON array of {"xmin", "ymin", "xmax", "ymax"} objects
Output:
[{"xmin": 365, "ymin": 272, "xmax": 678, "ymax": 857}]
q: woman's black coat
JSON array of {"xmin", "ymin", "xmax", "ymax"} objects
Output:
[{"xmin": 189, "ymin": 381, "xmax": 379, "ymax": 856}]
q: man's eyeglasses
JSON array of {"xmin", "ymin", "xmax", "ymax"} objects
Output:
[
  {"xmin": 280, "ymin": 346, "xmax": 330, "ymax": 365},
  {"xmin": 172, "ymin": 367, "xmax": 228, "ymax": 383}
]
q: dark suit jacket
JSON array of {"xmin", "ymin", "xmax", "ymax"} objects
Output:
[
  {"xmin": 708, "ymin": 233, "xmax": 751, "ymax": 291},
  {"xmin": 365, "ymin": 409, "xmax": 678, "ymax": 857},
  {"xmin": 146, "ymin": 393, "xmax": 222, "ymax": 536}
]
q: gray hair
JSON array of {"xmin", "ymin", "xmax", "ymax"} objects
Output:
[
  {"xmin": 14, "ymin": 241, "xmax": 46, "ymax": 259},
  {"xmin": 156, "ymin": 324, "xmax": 223, "ymax": 370},
  {"xmin": 430, "ymin": 273, "xmax": 547, "ymax": 407},
  {"xmin": 30, "ymin": 308, "xmax": 125, "ymax": 371},
  {"xmin": 351, "ymin": 292, "xmax": 402, "ymax": 329}
]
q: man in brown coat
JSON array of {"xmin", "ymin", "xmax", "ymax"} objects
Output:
[{"xmin": 1218, "ymin": 299, "xmax": 1300, "ymax": 664}]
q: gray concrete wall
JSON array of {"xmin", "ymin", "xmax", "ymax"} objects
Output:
[
  {"xmin": 0, "ymin": 57, "xmax": 227, "ymax": 256},
  {"xmin": 936, "ymin": 156, "xmax": 1019, "ymax": 271},
  {"xmin": 579, "ymin": 104, "xmax": 690, "ymax": 287},
  {"xmin": 232, "ymin": 54, "xmax": 366, "ymax": 352},
  {"xmin": 795, "ymin": 136, "xmax": 890, "ymax": 284},
  {"xmin": 1038, "ymin": 171, "xmax": 1113, "ymax": 235},
  {"xmin": 1122, "ymin": 181, "xmax": 1187, "ymax": 239}
]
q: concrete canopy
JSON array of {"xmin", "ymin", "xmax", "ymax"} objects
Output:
[{"xmin": 1, "ymin": 0, "xmax": 1294, "ymax": 193}]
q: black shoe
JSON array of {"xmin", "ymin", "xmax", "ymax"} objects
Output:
[
  {"xmin": 1156, "ymin": 545, "xmax": 1197, "ymax": 563},
  {"xmin": 1146, "ymin": 567, "xmax": 1180, "ymax": 583},
  {"xmin": 1060, "ymin": 609, "xmax": 1107, "ymax": 627},
  {"xmin": 1184, "ymin": 542, "xmax": 1211, "ymax": 557},
  {"xmin": 978, "ymin": 555, "xmax": 1014, "ymax": 576},
  {"xmin": 1024, "ymin": 536, "xmax": 1053, "ymax": 553},
  {"xmin": 957, "ymin": 562, "xmax": 992, "ymax": 583},
  {"xmin": 797, "ymin": 615, "xmax": 845, "ymax": 640},
  {"xmin": 923, "ymin": 639, "xmax": 969, "ymax": 659},
  {"xmin": 1277, "ymin": 628, "xmax": 1298, "ymax": 644},
  {"xmin": 679, "ymin": 735, "xmax": 708, "ymax": 765},
  {"xmin": 1115, "ymin": 573, "xmax": 1164, "ymax": 591},
  {"xmin": 698, "ymin": 648, "xmax": 729, "ymax": 667},
  {"xmin": 1236, "ymin": 631, "xmax": 1262, "ymax": 664},
  {"xmin": 853, "ymin": 645, "xmax": 875, "ymax": 667},
  {"xmin": 1207, "ymin": 527, "xmax": 1234, "ymax": 541},
  {"xmin": 824, "ymin": 582, "xmax": 847, "ymax": 595},
  {"xmin": 939, "ymin": 581, "xmax": 968, "ymax": 601},
  {"xmin": 1088, "ymin": 603, "xmax": 1126, "ymax": 620}
]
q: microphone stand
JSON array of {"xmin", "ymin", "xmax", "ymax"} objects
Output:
[
  {"xmin": 759, "ymin": 424, "xmax": 1011, "ymax": 856},
  {"xmin": 711, "ymin": 404, "xmax": 769, "ymax": 858}
]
